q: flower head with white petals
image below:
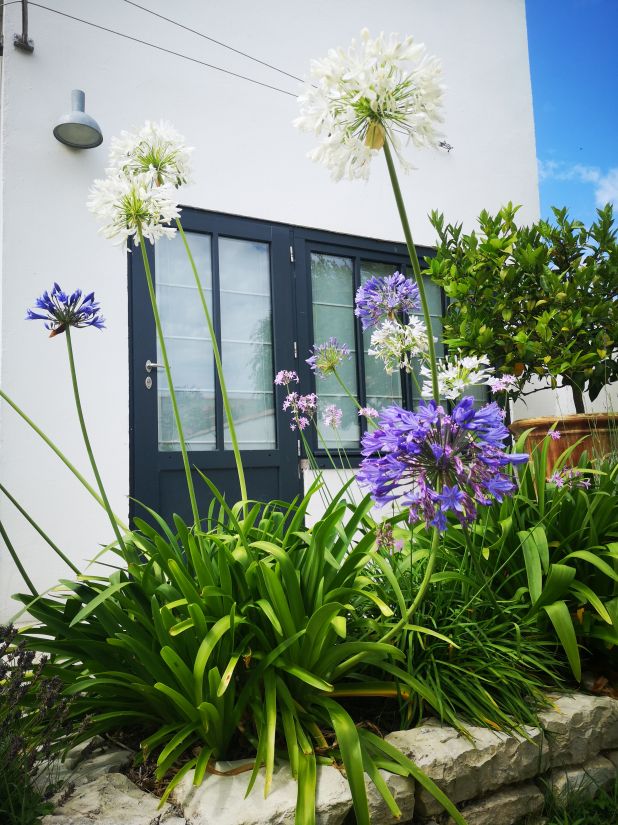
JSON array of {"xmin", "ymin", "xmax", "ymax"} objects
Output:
[
  {"xmin": 368, "ymin": 317, "xmax": 428, "ymax": 374},
  {"xmin": 295, "ymin": 29, "xmax": 444, "ymax": 181},
  {"xmin": 109, "ymin": 121, "xmax": 193, "ymax": 188},
  {"xmin": 420, "ymin": 354, "xmax": 493, "ymax": 400},
  {"xmin": 88, "ymin": 172, "xmax": 180, "ymax": 246}
]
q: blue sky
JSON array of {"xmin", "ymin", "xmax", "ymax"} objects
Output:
[{"xmin": 526, "ymin": 0, "xmax": 618, "ymax": 226}]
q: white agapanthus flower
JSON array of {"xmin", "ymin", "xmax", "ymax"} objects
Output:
[
  {"xmin": 420, "ymin": 354, "xmax": 493, "ymax": 400},
  {"xmin": 109, "ymin": 120, "xmax": 193, "ymax": 188},
  {"xmin": 87, "ymin": 172, "xmax": 180, "ymax": 246},
  {"xmin": 368, "ymin": 317, "xmax": 428, "ymax": 374},
  {"xmin": 295, "ymin": 28, "xmax": 444, "ymax": 181}
]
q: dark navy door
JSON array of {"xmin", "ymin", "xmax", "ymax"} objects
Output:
[{"xmin": 129, "ymin": 210, "xmax": 301, "ymax": 525}]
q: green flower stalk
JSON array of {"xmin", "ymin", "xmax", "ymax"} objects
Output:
[
  {"xmin": 26, "ymin": 283, "xmax": 127, "ymax": 554},
  {"xmin": 89, "ymin": 120, "xmax": 249, "ymax": 522},
  {"xmin": 297, "ymin": 28, "xmax": 448, "ymax": 636}
]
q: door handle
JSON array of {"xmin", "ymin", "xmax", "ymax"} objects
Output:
[{"xmin": 145, "ymin": 360, "xmax": 165, "ymax": 373}]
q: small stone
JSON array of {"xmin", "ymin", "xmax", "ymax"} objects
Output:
[
  {"xmin": 64, "ymin": 736, "xmax": 106, "ymax": 770},
  {"xmin": 70, "ymin": 747, "xmax": 133, "ymax": 786},
  {"xmin": 447, "ymin": 782, "xmax": 544, "ymax": 825},
  {"xmin": 544, "ymin": 754, "xmax": 616, "ymax": 802},
  {"xmin": 385, "ymin": 722, "xmax": 548, "ymax": 817},
  {"xmin": 41, "ymin": 772, "xmax": 172, "ymax": 824},
  {"xmin": 538, "ymin": 693, "xmax": 618, "ymax": 766},
  {"xmin": 173, "ymin": 760, "xmax": 352, "ymax": 825},
  {"xmin": 604, "ymin": 749, "xmax": 618, "ymax": 771}
]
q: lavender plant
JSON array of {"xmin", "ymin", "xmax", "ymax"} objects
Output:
[{"xmin": 0, "ymin": 625, "xmax": 74, "ymax": 825}]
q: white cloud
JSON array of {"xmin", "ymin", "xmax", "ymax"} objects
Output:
[
  {"xmin": 537, "ymin": 159, "xmax": 618, "ymax": 208},
  {"xmin": 595, "ymin": 168, "xmax": 618, "ymax": 206}
]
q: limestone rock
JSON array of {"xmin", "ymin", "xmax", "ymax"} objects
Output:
[
  {"xmin": 448, "ymin": 782, "xmax": 544, "ymax": 825},
  {"xmin": 538, "ymin": 693, "xmax": 618, "ymax": 767},
  {"xmin": 544, "ymin": 754, "xmax": 616, "ymax": 801},
  {"xmin": 173, "ymin": 760, "xmax": 352, "ymax": 825},
  {"xmin": 41, "ymin": 772, "xmax": 172, "ymax": 824},
  {"xmin": 70, "ymin": 747, "xmax": 133, "ymax": 786},
  {"xmin": 366, "ymin": 769, "xmax": 414, "ymax": 824},
  {"xmin": 385, "ymin": 722, "xmax": 548, "ymax": 817}
]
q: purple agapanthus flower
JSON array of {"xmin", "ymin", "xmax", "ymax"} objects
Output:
[
  {"xmin": 354, "ymin": 272, "xmax": 421, "ymax": 331},
  {"xmin": 26, "ymin": 283, "xmax": 105, "ymax": 337},
  {"xmin": 306, "ymin": 338, "xmax": 351, "ymax": 377},
  {"xmin": 357, "ymin": 396, "xmax": 528, "ymax": 531}
]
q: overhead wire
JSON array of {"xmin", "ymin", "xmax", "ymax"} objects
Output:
[
  {"xmin": 20, "ymin": 2, "xmax": 301, "ymax": 98},
  {"xmin": 122, "ymin": 0, "xmax": 305, "ymax": 85}
]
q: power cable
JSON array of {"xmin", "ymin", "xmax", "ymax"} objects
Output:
[
  {"xmin": 123, "ymin": 0, "xmax": 305, "ymax": 85},
  {"xmin": 24, "ymin": 2, "xmax": 300, "ymax": 97}
]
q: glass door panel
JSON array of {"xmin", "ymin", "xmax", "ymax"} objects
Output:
[
  {"xmin": 155, "ymin": 232, "xmax": 215, "ymax": 451},
  {"xmin": 310, "ymin": 252, "xmax": 359, "ymax": 448},
  {"xmin": 219, "ymin": 237, "xmax": 276, "ymax": 450}
]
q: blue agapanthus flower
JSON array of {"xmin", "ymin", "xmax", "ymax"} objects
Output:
[
  {"xmin": 26, "ymin": 283, "xmax": 105, "ymax": 337},
  {"xmin": 306, "ymin": 337, "xmax": 351, "ymax": 377},
  {"xmin": 358, "ymin": 396, "xmax": 528, "ymax": 531},
  {"xmin": 354, "ymin": 271, "xmax": 421, "ymax": 331}
]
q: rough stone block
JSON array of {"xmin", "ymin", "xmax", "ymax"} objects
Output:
[
  {"xmin": 174, "ymin": 760, "xmax": 353, "ymax": 825},
  {"xmin": 447, "ymin": 782, "xmax": 544, "ymax": 825},
  {"xmin": 538, "ymin": 693, "xmax": 618, "ymax": 767},
  {"xmin": 41, "ymin": 772, "xmax": 173, "ymax": 825},
  {"xmin": 366, "ymin": 769, "xmax": 414, "ymax": 824},
  {"xmin": 385, "ymin": 721, "xmax": 548, "ymax": 817},
  {"xmin": 543, "ymin": 754, "xmax": 616, "ymax": 801}
]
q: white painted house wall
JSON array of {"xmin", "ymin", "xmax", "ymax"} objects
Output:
[{"xmin": 0, "ymin": 0, "xmax": 540, "ymax": 619}]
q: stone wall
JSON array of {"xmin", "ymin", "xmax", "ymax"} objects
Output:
[{"xmin": 42, "ymin": 693, "xmax": 618, "ymax": 825}]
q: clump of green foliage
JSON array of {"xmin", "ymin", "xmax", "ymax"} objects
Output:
[{"xmin": 426, "ymin": 203, "xmax": 618, "ymax": 413}]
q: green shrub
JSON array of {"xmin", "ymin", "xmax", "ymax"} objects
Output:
[{"xmin": 16, "ymin": 482, "xmax": 466, "ymax": 825}]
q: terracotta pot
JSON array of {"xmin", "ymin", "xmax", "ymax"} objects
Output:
[{"xmin": 510, "ymin": 414, "xmax": 618, "ymax": 474}]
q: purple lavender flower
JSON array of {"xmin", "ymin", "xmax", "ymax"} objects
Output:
[
  {"xmin": 548, "ymin": 430, "xmax": 561, "ymax": 441},
  {"xmin": 322, "ymin": 404, "xmax": 343, "ymax": 429},
  {"xmin": 354, "ymin": 272, "xmax": 421, "ymax": 331},
  {"xmin": 306, "ymin": 338, "xmax": 351, "ymax": 377},
  {"xmin": 275, "ymin": 370, "xmax": 299, "ymax": 386},
  {"xmin": 358, "ymin": 396, "xmax": 528, "ymax": 531},
  {"xmin": 26, "ymin": 283, "xmax": 105, "ymax": 337}
]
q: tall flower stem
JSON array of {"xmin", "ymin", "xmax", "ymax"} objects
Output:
[
  {"xmin": 138, "ymin": 228, "xmax": 201, "ymax": 527},
  {"xmin": 0, "ymin": 483, "xmax": 80, "ymax": 575},
  {"xmin": 65, "ymin": 328, "xmax": 127, "ymax": 555},
  {"xmin": 176, "ymin": 220, "xmax": 248, "ymax": 510},
  {"xmin": 380, "ymin": 138, "xmax": 442, "ymax": 641},
  {"xmin": 379, "ymin": 526, "xmax": 439, "ymax": 644},
  {"xmin": 383, "ymin": 140, "xmax": 440, "ymax": 402},
  {"xmin": 0, "ymin": 518, "xmax": 37, "ymax": 596},
  {"xmin": 333, "ymin": 369, "xmax": 363, "ymax": 413},
  {"xmin": 0, "ymin": 389, "xmax": 128, "ymax": 530}
]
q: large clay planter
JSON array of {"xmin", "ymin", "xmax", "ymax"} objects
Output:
[{"xmin": 510, "ymin": 414, "xmax": 618, "ymax": 475}]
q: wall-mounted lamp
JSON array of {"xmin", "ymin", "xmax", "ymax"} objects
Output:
[{"xmin": 53, "ymin": 90, "xmax": 103, "ymax": 149}]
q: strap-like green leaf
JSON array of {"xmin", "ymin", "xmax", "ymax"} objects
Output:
[{"xmin": 542, "ymin": 600, "xmax": 581, "ymax": 681}]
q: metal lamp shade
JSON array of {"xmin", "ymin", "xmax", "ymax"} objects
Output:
[{"xmin": 53, "ymin": 90, "xmax": 103, "ymax": 149}]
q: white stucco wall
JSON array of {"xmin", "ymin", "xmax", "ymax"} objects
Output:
[{"xmin": 0, "ymin": 0, "xmax": 539, "ymax": 618}]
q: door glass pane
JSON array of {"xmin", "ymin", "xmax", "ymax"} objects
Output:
[
  {"xmin": 156, "ymin": 232, "xmax": 216, "ymax": 451},
  {"xmin": 311, "ymin": 253, "xmax": 359, "ymax": 448},
  {"xmin": 360, "ymin": 261, "xmax": 404, "ymax": 414},
  {"xmin": 220, "ymin": 237, "xmax": 276, "ymax": 449}
]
